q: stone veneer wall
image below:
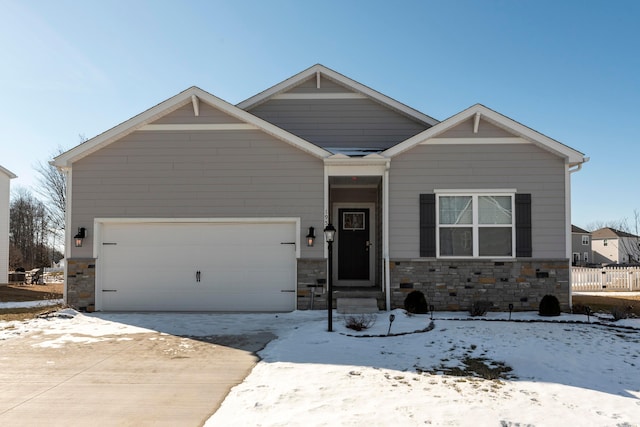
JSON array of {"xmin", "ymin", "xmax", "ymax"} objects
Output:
[
  {"xmin": 297, "ymin": 258, "xmax": 328, "ymax": 310},
  {"xmin": 389, "ymin": 259, "xmax": 570, "ymax": 312},
  {"xmin": 66, "ymin": 258, "xmax": 96, "ymax": 310}
]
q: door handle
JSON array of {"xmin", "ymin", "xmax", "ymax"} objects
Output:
[{"xmin": 365, "ymin": 241, "xmax": 373, "ymax": 251}]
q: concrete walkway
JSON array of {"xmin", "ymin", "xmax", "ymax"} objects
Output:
[{"xmin": 0, "ymin": 331, "xmax": 274, "ymax": 426}]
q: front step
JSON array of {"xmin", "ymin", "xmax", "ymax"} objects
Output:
[{"xmin": 337, "ymin": 297, "xmax": 380, "ymax": 314}]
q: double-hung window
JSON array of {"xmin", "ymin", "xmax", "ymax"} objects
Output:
[{"xmin": 436, "ymin": 191, "xmax": 515, "ymax": 258}]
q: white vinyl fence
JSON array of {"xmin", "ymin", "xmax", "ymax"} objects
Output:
[{"xmin": 571, "ymin": 266, "xmax": 640, "ymax": 292}]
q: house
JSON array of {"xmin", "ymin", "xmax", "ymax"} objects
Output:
[
  {"xmin": 571, "ymin": 225, "xmax": 592, "ymax": 266},
  {"xmin": 0, "ymin": 165, "xmax": 17, "ymax": 284},
  {"xmin": 53, "ymin": 64, "xmax": 587, "ymax": 312},
  {"xmin": 591, "ymin": 227, "xmax": 640, "ymax": 265}
]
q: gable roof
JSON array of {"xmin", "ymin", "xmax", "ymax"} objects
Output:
[
  {"xmin": 572, "ymin": 225, "xmax": 590, "ymax": 234},
  {"xmin": 53, "ymin": 86, "xmax": 331, "ymax": 168},
  {"xmin": 592, "ymin": 227, "xmax": 640, "ymax": 239},
  {"xmin": 237, "ymin": 64, "xmax": 439, "ymax": 127},
  {"xmin": 0, "ymin": 165, "xmax": 17, "ymax": 179},
  {"xmin": 383, "ymin": 104, "xmax": 587, "ymax": 166}
]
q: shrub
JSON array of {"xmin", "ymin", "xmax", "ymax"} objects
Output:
[
  {"xmin": 571, "ymin": 303, "xmax": 588, "ymax": 315},
  {"xmin": 469, "ymin": 300, "xmax": 493, "ymax": 317},
  {"xmin": 539, "ymin": 294, "xmax": 561, "ymax": 317},
  {"xmin": 343, "ymin": 314, "xmax": 376, "ymax": 331},
  {"xmin": 610, "ymin": 305, "xmax": 633, "ymax": 321},
  {"xmin": 404, "ymin": 290, "xmax": 429, "ymax": 314}
]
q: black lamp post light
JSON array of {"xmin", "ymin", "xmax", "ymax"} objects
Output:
[
  {"xmin": 324, "ymin": 223, "xmax": 336, "ymax": 332},
  {"xmin": 508, "ymin": 303, "xmax": 514, "ymax": 321}
]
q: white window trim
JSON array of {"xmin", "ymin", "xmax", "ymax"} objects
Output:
[
  {"xmin": 582, "ymin": 235, "xmax": 590, "ymax": 245},
  {"xmin": 435, "ymin": 190, "xmax": 516, "ymax": 259}
]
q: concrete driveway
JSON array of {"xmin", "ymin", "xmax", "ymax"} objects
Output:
[{"xmin": 0, "ymin": 330, "xmax": 274, "ymax": 426}]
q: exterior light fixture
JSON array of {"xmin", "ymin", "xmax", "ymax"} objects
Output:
[
  {"xmin": 74, "ymin": 227, "xmax": 86, "ymax": 247},
  {"xmin": 306, "ymin": 226, "xmax": 316, "ymax": 247},
  {"xmin": 324, "ymin": 223, "xmax": 337, "ymax": 331},
  {"xmin": 387, "ymin": 313, "xmax": 396, "ymax": 336},
  {"xmin": 508, "ymin": 303, "xmax": 514, "ymax": 321}
]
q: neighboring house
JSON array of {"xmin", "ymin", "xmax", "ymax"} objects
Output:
[
  {"xmin": 0, "ymin": 165, "xmax": 17, "ymax": 284},
  {"xmin": 571, "ymin": 225, "xmax": 592, "ymax": 266},
  {"xmin": 592, "ymin": 227, "xmax": 640, "ymax": 265},
  {"xmin": 53, "ymin": 64, "xmax": 587, "ymax": 312}
]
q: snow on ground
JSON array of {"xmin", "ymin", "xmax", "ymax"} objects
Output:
[{"xmin": 1, "ymin": 306, "xmax": 639, "ymax": 426}]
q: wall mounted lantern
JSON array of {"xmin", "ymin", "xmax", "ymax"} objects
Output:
[
  {"xmin": 306, "ymin": 227, "xmax": 316, "ymax": 247},
  {"xmin": 74, "ymin": 227, "xmax": 86, "ymax": 247}
]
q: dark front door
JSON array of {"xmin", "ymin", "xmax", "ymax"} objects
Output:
[{"xmin": 338, "ymin": 208, "xmax": 370, "ymax": 281}]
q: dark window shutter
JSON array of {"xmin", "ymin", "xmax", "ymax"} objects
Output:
[
  {"xmin": 515, "ymin": 193, "xmax": 532, "ymax": 257},
  {"xmin": 420, "ymin": 194, "xmax": 436, "ymax": 257}
]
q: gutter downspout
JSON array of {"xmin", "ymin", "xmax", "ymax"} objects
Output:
[{"xmin": 567, "ymin": 157, "xmax": 589, "ymax": 309}]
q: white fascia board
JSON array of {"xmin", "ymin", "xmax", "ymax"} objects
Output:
[
  {"xmin": 53, "ymin": 86, "xmax": 331, "ymax": 168},
  {"xmin": 0, "ymin": 165, "xmax": 17, "ymax": 179},
  {"xmin": 384, "ymin": 104, "xmax": 587, "ymax": 166},
  {"xmin": 237, "ymin": 64, "xmax": 439, "ymax": 127}
]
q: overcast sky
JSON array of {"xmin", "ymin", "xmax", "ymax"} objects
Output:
[{"xmin": 1, "ymin": 0, "xmax": 638, "ymax": 229}]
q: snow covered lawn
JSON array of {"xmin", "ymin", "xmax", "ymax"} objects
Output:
[{"xmin": 1, "ymin": 308, "xmax": 639, "ymax": 426}]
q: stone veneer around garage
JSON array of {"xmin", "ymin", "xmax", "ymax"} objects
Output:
[
  {"xmin": 389, "ymin": 259, "xmax": 570, "ymax": 312},
  {"xmin": 65, "ymin": 258, "xmax": 96, "ymax": 310}
]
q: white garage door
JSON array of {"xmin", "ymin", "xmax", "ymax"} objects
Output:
[{"xmin": 97, "ymin": 221, "xmax": 297, "ymax": 312}]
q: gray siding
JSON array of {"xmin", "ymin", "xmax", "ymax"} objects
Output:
[
  {"xmin": 437, "ymin": 117, "xmax": 515, "ymax": 138},
  {"xmin": 288, "ymin": 75, "xmax": 352, "ymax": 93},
  {"xmin": 389, "ymin": 142, "xmax": 567, "ymax": 258},
  {"xmin": 248, "ymin": 98, "xmax": 429, "ymax": 151},
  {"xmin": 71, "ymin": 129, "xmax": 325, "ymax": 258},
  {"xmin": 154, "ymin": 102, "xmax": 244, "ymax": 124}
]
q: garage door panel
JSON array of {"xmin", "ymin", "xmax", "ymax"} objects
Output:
[{"xmin": 99, "ymin": 221, "xmax": 296, "ymax": 312}]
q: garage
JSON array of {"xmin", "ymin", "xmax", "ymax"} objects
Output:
[{"xmin": 96, "ymin": 220, "xmax": 298, "ymax": 312}]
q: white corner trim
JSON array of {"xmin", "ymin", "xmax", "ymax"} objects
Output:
[
  {"xmin": 191, "ymin": 95, "xmax": 199, "ymax": 117},
  {"xmin": 272, "ymin": 93, "xmax": 367, "ymax": 100},
  {"xmin": 140, "ymin": 123, "xmax": 259, "ymax": 131},
  {"xmin": 422, "ymin": 137, "xmax": 527, "ymax": 145}
]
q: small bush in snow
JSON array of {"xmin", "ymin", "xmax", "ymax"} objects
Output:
[
  {"xmin": 571, "ymin": 303, "xmax": 589, "ymax": 315},
  {"xmin": 404, "ymin": 290, "xmax": 429, "ymax": 314},
  {"xmin": 539, "ymin": 294, "xmax": 561, "ymax": 317},
  {"xmin": 343, "ymin": 314, "xmax": 377, "ymax": 331},
  {"xmin": 610, "ymin": 305, "xmax": 633, "ymax": 321},
  {"xmin": 469, "ymin": 300, "xmax": 493, "ymax": 317}
]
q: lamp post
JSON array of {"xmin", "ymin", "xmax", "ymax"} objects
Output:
[{"xmin": 324, "ymin": 223, "xmax": 336, "ymax": 332}]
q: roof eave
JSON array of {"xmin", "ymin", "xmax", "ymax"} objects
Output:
[
  {"xmin": 237, "ymin": 64, "xmax": 439, "ymax": 127},
  {"xmin": 53, "ymin": 86, "xmax": 331, "ymax": 168},
  {"xmin": 383, "ymin": 104, "xmax": 587, "ymax": 165}
]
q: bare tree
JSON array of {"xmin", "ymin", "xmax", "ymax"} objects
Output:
[
  {"xmin": 33, "ymin": 145, "xmax": 68, "ymax": 235},
  {"xmin": 9, "ymin": 188, "xmax": 51, "ymax": 269}
]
